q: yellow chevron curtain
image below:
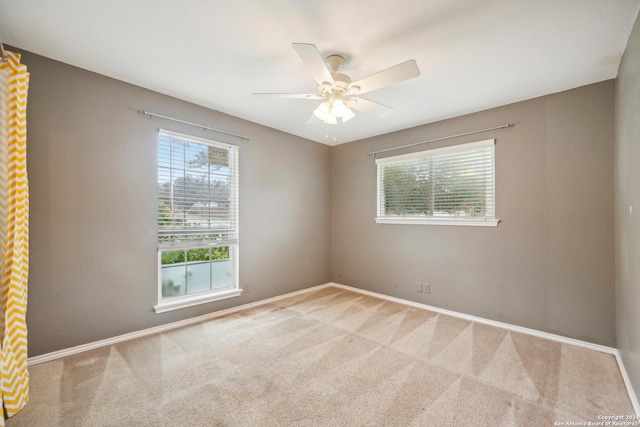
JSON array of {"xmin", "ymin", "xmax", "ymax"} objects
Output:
[{"xmin": 0, "ymin": 50, "xmax": 29, "ymax": 423}]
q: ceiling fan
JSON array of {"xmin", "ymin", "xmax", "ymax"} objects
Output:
[{"xmin": 253, "ymin": 43, "xmax": 421, "ymax": 124}]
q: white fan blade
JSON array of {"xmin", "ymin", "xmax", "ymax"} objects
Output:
[
  {"xmin": 349, "ymin": 97, "xmax": 394, "ymax": 117},
  {"xmin": 350, "ymin": 60, "xmax": 420, "ymax": 94},
  {"xmin": 253, "ymin": 93, "xmax": 323, "ymax": 100},
  {"xmin": 292, "ymin": 43, "xmax": 335, "ymax": 86}
]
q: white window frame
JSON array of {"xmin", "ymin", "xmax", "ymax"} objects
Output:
[
  {"xmin": 154, "ymin": 129, "xmax": 241, "ymax": 313},
  {"xmin": 375, "ymin": 139, "xmax": 499, "ymax": 227}
]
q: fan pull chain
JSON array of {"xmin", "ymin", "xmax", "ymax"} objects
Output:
[{"xmin": 324, "ymin": 124, "xmax": 338, "ymax": 142}]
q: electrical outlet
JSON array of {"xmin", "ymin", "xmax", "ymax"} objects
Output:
[
  {"xmin": 244, "ymin": 283, "xmax": 250, "ymax": 292},
  {"xmin": 417, "ymin": 282, "xmax": 423, "ymax": 293},
  {"xmin": 423, "ymin": 283, "xmax": 430, "ymax": 293}
]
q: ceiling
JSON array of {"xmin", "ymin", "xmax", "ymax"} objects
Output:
[{"xmin": 1, "ymin": 1, "xmax": 639, "ymax": 146}]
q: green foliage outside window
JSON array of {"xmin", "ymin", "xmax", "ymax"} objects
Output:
[
  {"xmin": 158, "ymin": 200, "xmax": 172, "ymax": 226},
  {"xmin": 383, "ymin": 163, "xmax": 432, "ymax": 216},
  {"xmin": 383, "ymin": 161, "xmax": 487, "ymax": 217},
  {"xmin": 161, "ymin": 246, "xmax": 230, "ymax": 265}
]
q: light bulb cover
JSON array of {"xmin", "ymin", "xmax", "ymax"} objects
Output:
[
  {"xmin": 313, "ymin": 101, "xmax": 330, "ymax": 120},
  {"xmin": 332, "ymin": 99, "xmax": 348, "ymax": 117},
  {"xmin": 341, "ymin": 108, "xmax": 355, "ymax": 122}
]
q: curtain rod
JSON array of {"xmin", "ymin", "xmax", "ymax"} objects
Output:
[
  {"xmin": 0, "ymin": 41, "xmax": 8, "ymax": 63},
  {"xmin": 142, "ymin": 110, "xmax": 251, "ymax": 141},
  {"xmin": 367, "ymin": 124, "xmax": 513, "ymax": 157}
]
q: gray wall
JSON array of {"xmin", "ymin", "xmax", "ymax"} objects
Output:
[
  {"xmin": 18, "ymin": 45, "xmax": 621, "ymax": 356},
  {"xmin": 616, "ymin": 13, "xmax": 640, "ymax": 403},
  {"xmin": 331, "ymin": 81, "xmax": 616, "ymax": 346},
  {"xmin": 20, "ymin": 49, "xmax": 331, "ymax": 356}
]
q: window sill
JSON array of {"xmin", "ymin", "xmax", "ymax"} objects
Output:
[
  {"xmin": 154, "ymin": 288, "xmax": 243, "ymax": 314},
  {"xmin": 375, "ymin": 217, "xmax": 500, "ymax": 227}
]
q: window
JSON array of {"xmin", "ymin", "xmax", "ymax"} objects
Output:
[
  {"xmin": 155, "ymin": 129, "xmax": 240, "ymax": 313},
  {"xmin": 376, "ymin": 139, "xmax": 498, "ymax": 226}
]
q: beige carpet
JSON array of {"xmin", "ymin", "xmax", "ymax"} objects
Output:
[{"xmin": 7, "ymin": 286, "xmax": 634, "ymax": 426}]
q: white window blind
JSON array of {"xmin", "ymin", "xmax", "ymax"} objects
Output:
[
  {"xmin": 158, "ymin": 129, "xmax": 239, "ymax": 248},
  {"xmin": 376, "ymin": 139, "xmax": 498, "ymax": 226}
]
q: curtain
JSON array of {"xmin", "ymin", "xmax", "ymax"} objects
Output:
[{"xmin": 0, "ymin": 50, "xmax": 29, "ymax": 423}]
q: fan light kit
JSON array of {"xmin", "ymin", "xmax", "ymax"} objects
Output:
[
  {"xmin": 313, "ymin": 98, "xmax": 355, "ymax": 124},
  {"xmin": 253, "ymin": 43, "xmax": 421, "ymax": 125}
]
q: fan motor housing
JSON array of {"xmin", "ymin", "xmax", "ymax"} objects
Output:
[{"xmin": 318, "ymin": 72, "xmax": 351, "ymax": 97}]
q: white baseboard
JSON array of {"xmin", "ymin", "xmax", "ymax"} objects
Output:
[
  {"xmin": 614, "ymin": 350, "xmax": 640, "ymax": 416},
  {"xmin": 28, "ymin": 283, "xmax": 333, "ymax": 366},
  {"xmin": 329, "ymin": 283, "xmax": 616, "ymax": 354},
  {"xmin": 329, "ymin": 282, "xmax": 638, "ymax": 416},
  {"xmin": 28, "ymin": 281, "xmax": 639, "ymax": 416}
]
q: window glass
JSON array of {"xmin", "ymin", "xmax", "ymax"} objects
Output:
[
  {"xmin": 376, "ymin": 139, "xmax": 497, "ymax": 226},
  {"xmin": 157, "ymin": 130, "xmax": 239, "ymax": 303}
]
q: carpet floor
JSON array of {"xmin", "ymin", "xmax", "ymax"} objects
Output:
[{"xmin": 7, "ymin": 286, "xmax": 634, "ymax": 426}]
